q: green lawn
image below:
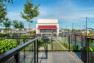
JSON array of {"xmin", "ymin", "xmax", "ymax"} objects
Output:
[{"xmin": 53, "ymin": 41, "xmax": 64, "ymax": 50}]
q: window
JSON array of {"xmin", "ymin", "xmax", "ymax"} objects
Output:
[{"xmin": 40, "ymin": 30, "xmax": 57, "ymax": 32}]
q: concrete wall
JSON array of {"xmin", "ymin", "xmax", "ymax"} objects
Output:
[{"xmin": 37, "ymin": 19, "xmax": 58, "ymax": 24}]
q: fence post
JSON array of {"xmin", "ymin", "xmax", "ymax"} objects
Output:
[
  {"xmin": 34, "ymin": 40, "xmax": 36, "ymax": 63},
  {"xmin": 17, "ymin": 36, "xmax": 19, "ymax": 45},
  {"xmin": 71, "ymin": 34, "xmax": 72, "ymax": 44},
  {"xmin": 75, "ymin": 34, "xmax": 76, "ymax": 47},
  {"xmin": 23, "ymin": 39, "xmax": 26, "ymax": 63},
  {"xmin": 87, "ymin": 38, "xmax": 89, "ymax": 63},
  {"xmin": 69, "ymin": 36, "xmax": 70, "ymax": 52},
  {"xmin": 37, "ymin": 39, "xmax": 38, "ymax": 63},
  {"xmin": 81, "ymin": 35, "xmax": 83, "ymax": 48},
  {"xmin": 14, "ymin": 52, "xmax": 20, "ymax": 63}
]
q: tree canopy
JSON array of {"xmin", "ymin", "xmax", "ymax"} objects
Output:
[
  {"xmin": 0, "ymin": 0, "xmax": 13, "ymax": 3},
  {"xmin": 3, "ymin": 18, "xmax": 11, "ymax": 29},
  {"xmin": 21, "ymin": 0, "xmax": 40, "ymax": 32},
  {"xmin": 0, "ymin": 3, "xmax": 7, "ymax": 23},
  {"xmin": 19, "ymin": 21, "xmax": 24, "ymax": 29},
  {"xmin": 13, "ymin": 20, "xmax": 24, "ymax": 29}
]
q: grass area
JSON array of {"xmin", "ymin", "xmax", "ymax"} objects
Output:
[
  {"xmin": 38, "ymin": 38, "xmax": 69, "ymax": 51},
  {"xmin": 53, "ymin": 41, "xmax": 64, "ymax": 50},
  {"xmin": 47, "ymin": 43, "xmax": 52, "ymax": 50},
  {"xmin": 60, "ymin": 38, "xmax": 83, "ymax": 51}
]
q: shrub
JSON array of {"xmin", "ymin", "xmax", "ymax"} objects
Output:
[
  {"xmin": 20, "ymin": 34, "xmax": 35, "ymax": 38},
  {"xmin": 62, "ymin": 41, "xmax": 69, "ymax": 49},
  {"xmin": 73, "ymin": 45, "xmax": 80, "ymax": 50},
  {"xmin": 83, "ymin": 47, "xmax": 93, "ymax": 51},
  {"xmin": 20, "ymin": 34, "xmax": 28, "ymax": 38},
  {"xmin": 92, "ymin": 46, "xmax": 94, "ymax": 50},
  {"xmin": 0, "ymin": 39, "xmax": 17, "ymax": 53},
  {"xmin": 89, "ymin": 47, "xmax": 93, "ymax": 51},
  {"xmin": 73, "ymin": 45, "xmax": 77, "ymax": 50},
  {"xmin": 64, "ymin": 42, "xmax": 69, "ymax": 48},
  {"xmin": 27, "ymin": 34, "xmax": 35, "ymax": 37},
  {"xmin": 70, "ymin": 44, "xmax": 73, "ymax": 50},
  {"xmin": 0, "ymin": 33, "xmax": 9, "ymax": 37}
]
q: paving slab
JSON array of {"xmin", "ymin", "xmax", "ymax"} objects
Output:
[{"xmin": 39, "ymin": 52, "xmax": 84, "ymax": 63}]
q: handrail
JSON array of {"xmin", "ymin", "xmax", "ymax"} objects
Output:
[{"xmin": 0, "ymin": 38, "xmax": 37, "ymax": 63}]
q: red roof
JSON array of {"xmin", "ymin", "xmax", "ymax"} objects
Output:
[{"xmin": 37, "ymin": 26, "xmax": 57, "ymax": 29}]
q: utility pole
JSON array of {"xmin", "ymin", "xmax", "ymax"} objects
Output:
[
  {"xmin": 86, "ymin": 17, "xmax": 89, "ymax": 63},
  {"xmin": 84, "ymin": 25, "xmax": 85, "ymax": 33},
  {"xmin": 86, "ymin": 17, "xmax": 87, "ymax": 36},
  {"xmin": 66, "ymin": 25, "xmax": 67, "ymax": 30},
  {"xmin": 71, "ymin": 23, "xmax": 73, "ymax": 44},
  {"xmin": 66, "ymin": 25, "xmax": 67, "ymax": 36},
  {"xmin": 72, "ymin": 23, "xmax": 73, "ymax": 32}
]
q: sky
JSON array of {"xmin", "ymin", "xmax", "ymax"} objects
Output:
[{"xmin": 5, "ymin": 0, "xmax": 94, "ymax": 30}]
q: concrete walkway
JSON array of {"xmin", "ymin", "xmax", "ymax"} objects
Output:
[{"xmin": 39, "ymin": 52, "xmax": 84, "ymax": 63}]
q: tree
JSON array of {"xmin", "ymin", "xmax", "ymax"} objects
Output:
[
  {"xmin": 0, "ymin": 2, "xmax": 7, "ymax": 23},
  {"xmin": 13, "ymin": 20, "xmax": 19, "ymax": 29},
  {"xmin": 21, "ymin": 0, "xmax": 40, "ymax": 32},
  {"xmin": 73, "ymin": 29, "xmax": 76, "ymax": 32},
  {"xmin": 19, "ymin": 21, "xmax": 24, "ymax": 30},
  {"xmin": 0, "ymin": 0, "xmax": 13, "ymax": 23},
  {"xmin": 0, "ymin": 0, "xmax": 13, "ymax": 3},
  {"xmin": 77, "ymin": 30, "xmax": 81, "ymax": 32},
  {"xmin": 13, "ymin": 20, "xmax": 24, "ymax": 30},
  {"xmin": 3, "ymin": 18, "xmax": 11, "ymax": 32}
]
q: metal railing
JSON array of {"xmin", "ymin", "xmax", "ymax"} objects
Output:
[
  {"xmin": 0, "ymin": 38, "xmax": 38, "ymax": 63},
  {"xmin": 81, "ymin": 37, "xmax": 94, "ymax": 63},
  {"xmin": 0, "ymin": 35, "xmax": 91, "ymax": 63},
  {"xmin": 86, "ymin": 38, "xmax": 94, "ymax": 63},
  {"xmin": 37, "ymin": 35, "xmax": 86, "ymax": 52}
]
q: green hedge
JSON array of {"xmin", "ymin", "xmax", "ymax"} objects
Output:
[
  {"xmin": 61, "ymin": 39, "xmax": 94, "ymax": 51},
  {"xmin": 83, "ymin": 47, "xmax": 93, "ymax": 51},
  {"xmin": 64, "ymin": 42, "xmax": 69, "ymax": 48},
  {"xmin": 27, "ymin": 34, "xmax": 34, "ymax": 37},
  {"xmin": 20, "ymin": 34, "xmax": 35, "ymax": 38},
  {"xmin": 62, "ymin": 41, "xmax": 79, "ymax": 50},
  {"xmin": 0, "ymin": 33, "xmax": 9, "ymax": 37},
  {"xmin": 89, "ymin": 47, "xmax": 93, "ymax": 51},
  {"xmin": 0, "ymin": 39, "xmax": 17, "ymax": 53}
]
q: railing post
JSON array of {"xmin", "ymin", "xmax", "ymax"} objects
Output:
[
  {"xmin": 81, "ymin": 35, "xmax": 83, "ymax": 48},
  {"xmin": 71, "ymin": 34, "xmax": 72, "ymax": 44},
  {"xmin": 87, "ymin": 38, "xmax": 89, "ymax": 63},
  {"xmin": 69, "ymin": 36, "xmax": 70, "ymax": 52},
  {"xmin": 75, "ymin": 34, "xmax": 76, "ymax": 47},
  {"xmin": 34, "ymin": 40, "xmax": 36, "ymax": 63},
  {"xmin": 23, "ymin": 39, "xmax": 26, "ymax": 63},
  {"xmin": 14, "ymin": 52, "xmax": 20, "ymax": 63},
  {"xmin": 37, "ymin": 39, "xmax": 38, "ymax": 63},
  {"xmin": 85, "ymin": 36, "xmax": 87, "ymax": 47},
  {"xmin": 17, "ymin": 36, "xmax": 19, "ymax": 45}
]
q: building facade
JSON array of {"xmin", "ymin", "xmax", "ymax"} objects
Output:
[{"xmin": 36, "ymin": 19, "xmax": 59, "ymax": 36}]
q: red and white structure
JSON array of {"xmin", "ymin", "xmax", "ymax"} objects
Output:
[{"xmin": 36, "ymin": 19, "xmax": 59, "ymax": 36}]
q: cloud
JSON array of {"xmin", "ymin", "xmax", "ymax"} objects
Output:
[
  {"xmin": 6, "ymin": 0, "xmax": 94, "ymax": 29},
  {"xmin": 7, "ymin": 0, "xmax": 94, "ymax": 22},
  {"xmin": 6, "ymin": 12, "xmax": 25, "ymax": 21},
  {"xmin": 37, "ymin": 0, "xmax": 94, "ymax": 22}
]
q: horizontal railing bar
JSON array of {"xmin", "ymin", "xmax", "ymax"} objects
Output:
[
  {"xmin": 86, "ymin": 38, "xmax": 94, "ymax": 40},
  {"xmin": 0, "ymin": 38, "xmax": 37, "ymax": 63},
  {"xmin": 19, "ymin": 50, "xmax": 94, "ymax": 52},
  {"xmin": 19, "ymin": 50, "xmax": 81, "ymax": 51},
  {"xmin": 5, "ymin": 37, "xmax": 36, "ymax": 39},
  {"xmin": 38, "ymin": 50, "xmax": 81, "ymax": 52}
]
